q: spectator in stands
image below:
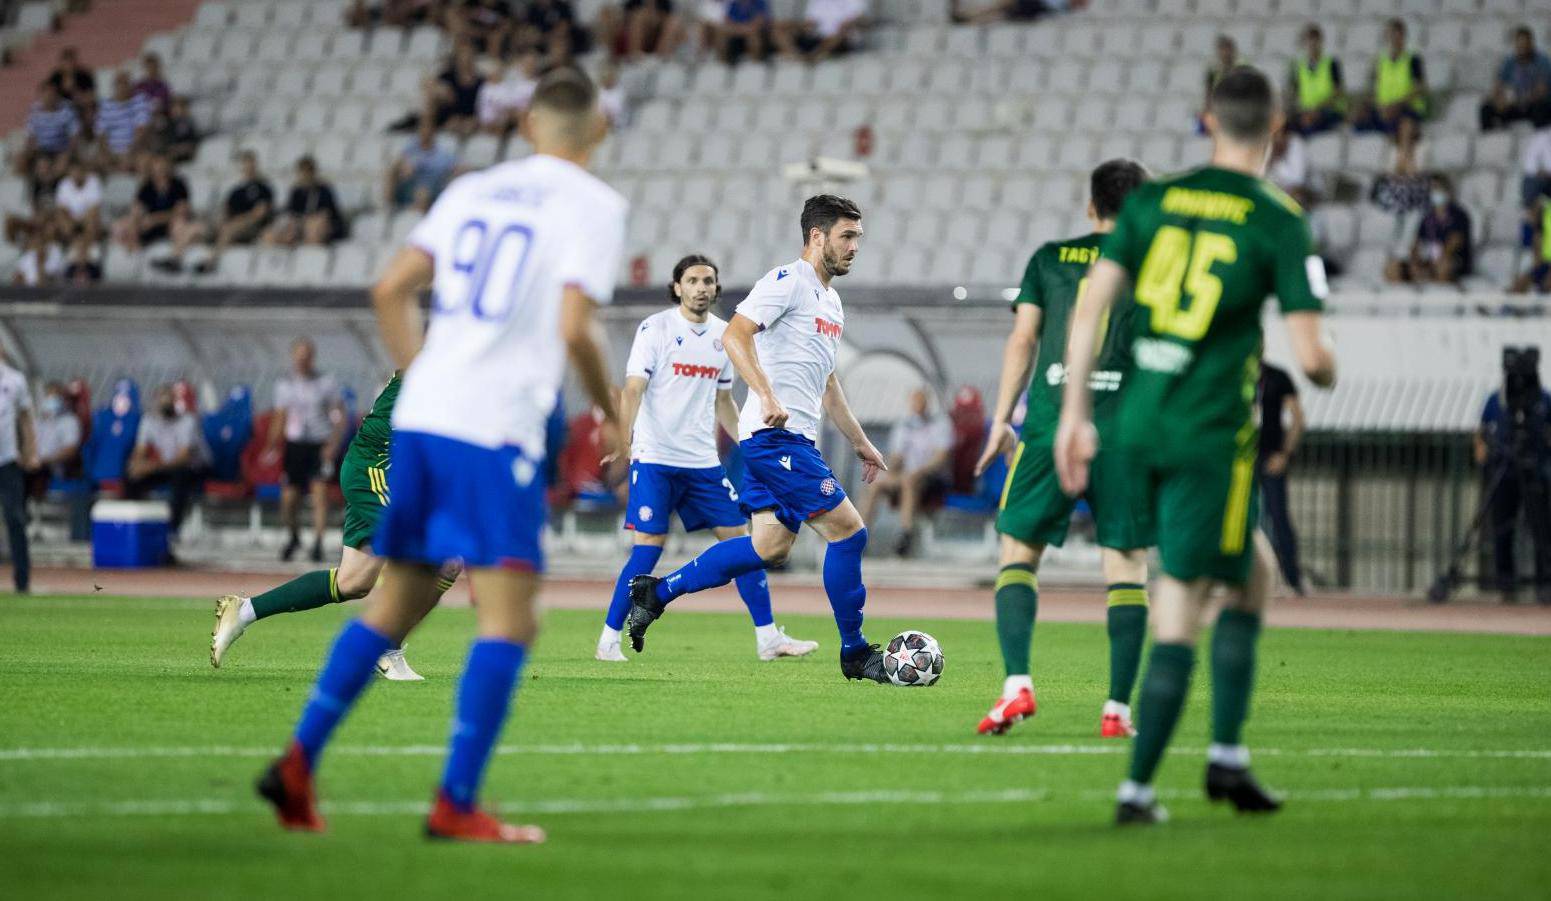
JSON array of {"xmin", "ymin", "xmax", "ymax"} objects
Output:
[
  {"xmin": 29, "ymin": 381, "xmax": 83, "ymax": 491},
  {"xmin": 1350, "ymin": 19, "xmax": 1428, "ymax": 134},
  {"xmin": 598, "ymin": 63, "xmax": 628, "ymax": 126},
  {"xmin": 451, "ymin": 0, "xmax": 518, "ymax": 56},
  {"xmin": 477, "ymin": 51, "xmax": 540, "ymax": 135},
  {"xmin": 1371, "ymin": 115, "xmax": 1430, "ymax": 270},
  {"xmin": 1267, "ymin": 127, "xmax": 1312, "ymax": 209},
  {"xmin": 134, "ymin": 52, "xmax": 172, "ymax": 116},
  {"xmin": 689, "ymin": 1, "xmax": 728, "ymax": 60},
  {"xmin": 1522, "ymin": 125, "xmax": 1551, "ymax": 207},
  {"xmin": 950, "ymin": 0, "xmax": 1048, "ymax": 24},
  {"xmin": 427, "ymin": 43, "xmax": 486, "ymax": 138},
  {"xmin": 0, "ymin": 351, "xmax": 36, "ymax": 592},
  {"xmin": 125, "ymin": 384, "xmax": 206, "ymax": 543},
  {"xmin": 95, "ymin": 71, "xmax": 151, "ymax": 174},
  {"xmin": 386, "ymin": 121, "xmax": 458, "ymax": 213},
  {"xmin": 267, "ymin": 338, "xmax": 345, "ymax": 562},
  {"xmin": 11, "ymin": 231, "xmax": 64, "ymax": 286},
  {"xmin": 1197, "ymin": 34, "xmax": 1240, "ymax": 131},
  {"xmin": 112, "ymin": 153, "xmax": 191, "ymax": 252},
  {"xmin": 17, "ymin": 82, "xmax": 79, "ymax": 185},
  {"xmin": 264, "ymin": 157, "xmax": 346, "ymax": 247},
  {"xmin": 1258, "ymin": 362, "xmax": 1306, "ymax": 595},
  {"xmin": 519, "ymin": 0, "xmax": 586, "ymax": 65},
  {"xmin": 1481, "ymin": 25, "xmax": 1551, "ymax": 131},
  {"xmin": 600, "ymin": 0, "xmax": 685, "ymax": 61},
  {"xmin": 1287, "ymin": 24, "xmax": 1346, "ymax": 137},
  {"xmin": 1511, "ymin": 195, "xmax": 1551, "ymax": 294},
  {"xmin": 1386, "ymin": 174, "xmax": 1472, "ymax": 286},
  {"xmin": 858, "ymin": 387, "xmax": 952, "ymax": 557},
  {"xmin": 181, "ymin": 151, "xmax": 275, "ymax": 275},
  {"xmin": 719, "ymin": 0, "xmax": 771, "ymax": 62},
  {"xmin": 46, "ymin": 47, "xmax": 96, "ymax": 110},
  {"xmin": 53, "ymin": 157, "xmax": 102, "ymax": 245},
  {"xmin": 143, "ymin": 95, "xmax": 199, "ymax": 166},
  {"xmin": 773, "ymin": 0, "xmax": 868, "ymax": 63}
]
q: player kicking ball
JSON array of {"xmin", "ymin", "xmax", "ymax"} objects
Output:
[
  {"xmin": 257, "ymin": 68, "xmax": 626, "ymax": 842},
  {"xmin": 597, "ymin": 254, "xmax": 819, "ymax": 663},
  {"xmin": 211, "ymin": 372, "xmax": 461, "ymax": 680},
  {"xmin": 1055, "ymin": 65, "xmax": 1336, "ymax": 825},
  {"xmin": 974, "ymin": 159, "xmax": 1153, "ymax": 738},
  {"xmin": 622, "ymin": 196, "xmax": 894, "ymax": 683}
]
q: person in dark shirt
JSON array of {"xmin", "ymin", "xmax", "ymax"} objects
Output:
[
  {"xmin": 519, "ymin": 0, "xmax": 586, "ymax": 64},
  {"xmin": 451, "ymin": 0, "xmax": 517, "ymax": 57},
  {"xmin": 144, "ymin": 95, "xmax": 199, "ymax": 165},
  {"xmin": 428, "ymin": 44, "xmax": 486, "ymax": 138},
  {"xmin": 1474, "ymin": 376, "xmax": 1551, "ymax": 602},
  {"xmin": 264, "ymin": 156, "xmax": 345, "ymax": 247},
  {"xmin": 46, "ymin": 47, "xmax": 97, "ymax": 110},
  {"xmin": 134, "ymin": 52, "xmax": 172, "ymax": 116},
  {"xmin": 1387, "ymin": 174, "xmax": 1473, "ymax": 285},
  {"xmin": 1258, "ymin": 362, "xmax": 1306, "ymax": 595},
  {"xmin": 167, "ymin": 151, "xmax": 276, "ymax": 275},
  {"xmin": 1480, "ymin": 25, "xmax": 1551, "ymax": 131},
  {"xmin": 111, "ymin": 153, "xmax": 191, "ymax": 251}
]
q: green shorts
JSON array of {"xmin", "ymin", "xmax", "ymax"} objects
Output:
[
  {"xmin": 995, "ymin": 440, "xmax": 1153, "ymax": 551},
  {"xmin": 339, "ymin": 445, "xmax": 390, "ymax": 550},
  {"xmin": 1144, "ymin": 445, "xmax": 1260, "ymax": 585}
]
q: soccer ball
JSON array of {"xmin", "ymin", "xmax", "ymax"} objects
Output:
[{"xmin": 882, "ymin": 631, "xmax": 944, "ymax": 687}]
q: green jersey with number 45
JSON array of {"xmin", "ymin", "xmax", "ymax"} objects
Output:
[
  {"xmin": 1014, "ymin": 233, "xmax": 1142, "ymax": 443},
  {"xmin": 1100, "ymin": 166, "xmax": 1325, "ymax": 461}
]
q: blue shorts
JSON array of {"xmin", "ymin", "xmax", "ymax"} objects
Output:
[
  {"xmin": 373, "ymin": 430, "xmax": 546, "ymax": 571},
  {"xmin": 738, "ymin": 429, "xmax": 847, "ymax": 534},
  {"xmin": 625, "ymin": 462, "xmax": 746, "ymax": 535}
]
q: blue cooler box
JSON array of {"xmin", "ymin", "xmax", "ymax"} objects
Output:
[{"xmin": 91, "ymin": 500, "xmax": 171, "ymax": 567}]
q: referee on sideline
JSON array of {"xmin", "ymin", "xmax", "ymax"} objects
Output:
[
  {"xmin": 0, "ymin": 349, "xmax": 36, "ymax": 593},
  {"xmin": 266, "ymin": 338, "xmax": 344, "ymax": 563}
]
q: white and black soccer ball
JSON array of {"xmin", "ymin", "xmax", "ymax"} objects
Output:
[{"xmin": 882, "ymin": 631, "xmax": 944, "ymax": 687}]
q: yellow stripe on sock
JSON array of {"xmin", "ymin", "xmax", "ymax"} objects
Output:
[
  {"xmin": 995, "ymin": 567, "xmax": 1038, "ymax": 591},
  {"xmin": 435, "ymin": 577, "xmax": 456, "ymax": 594},
  {"xmin": 327, "ymin": 567, "xmax": 341, "ymax": 603},
  {"xmin": 1106, "ymin": 588, "xmax": 1148, "ymax": 607},
  {"xmin": 1220, "ymin": 454, "xmax": 1255, "ymax": 555},
  {"xmin": 998, "ymin": 443, "xmax": 1026, "ymax": 511}
]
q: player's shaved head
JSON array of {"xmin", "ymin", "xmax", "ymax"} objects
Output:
[
  {"xmin": 525, "ymin": 66, "xmax": 604, "ymax": 152},
  {"xmin": 1208, "ymin": 65, "xmax": 1278, "ymax": 144},
  {"xmin": 1090, "ymin": 159, "xmax": 1150, "ymax": 221}
]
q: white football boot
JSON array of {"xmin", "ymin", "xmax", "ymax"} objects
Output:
[
  {"xmin": 376, "ymin": 648, "xmax": 425, "ymax": 681},
  {"xmin": 210, "ymin": 595, "xmax": 252, "ymax": 668},
  {"xmin": 757, "ymin": 626, "xmax": 820, "ymax": 661},
  {"xmin": 595, "ymin": 639, "xmax": 628, "ymax": 662}
]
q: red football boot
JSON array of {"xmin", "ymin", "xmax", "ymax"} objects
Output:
[
  {"xmin": 1100, "ymin": 712, "xmax": 1137, "ymax": 738},
  {"xmin": 977, "ymin": 687, "xmax": 1037, "ymax": 735},
  {"xmin": 425, "ymin": 793, "xmax": 546, "ymax": 844},
  {"xmin": 256, "ymin": 741, "xmax": 325, "ymax": 832}
]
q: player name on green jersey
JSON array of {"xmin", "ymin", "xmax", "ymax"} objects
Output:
[
  {"xmin": 1100, "ymin": 166, "xmax": 1325, "ymax": 461},
  {"xmin": 1013, "ymin": 232, "xmax": 1141, "ymax": 442}
]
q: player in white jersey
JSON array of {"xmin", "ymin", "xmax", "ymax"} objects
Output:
[
  {"xmin": 622, "ymin": 196, "xmax": 897, "ymax": 684},
  {"xmin": 597, "ymin": 254, "xmax": 818, "ymax": 662},
  {"xmin": 258, "ymin": 69, "xmax": 624, "ymax": 843}
]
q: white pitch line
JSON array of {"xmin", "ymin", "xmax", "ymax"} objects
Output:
[
  {"xmin": 2, "ymin": 786, "xmax": 1549, "ymax": 820},
  {"xmin": 3, "ymin": 742, "xmax": 1551, "ymax": 763}
]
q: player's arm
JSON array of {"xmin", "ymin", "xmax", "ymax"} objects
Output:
[
  {"xmin": 1267, "ymin": 385, "xmax": 1306, "ymax": 476},
  {"xmin": 975, "ymin": 302, "xmax": 1042, "ymax": 476},
  {"xmin": 1283, "ymin": 313, "xmax": 1335, "ymax": 387},
  {"xmin": 822, "ymin": 372, "xmax": 886, "ymax": 484},
  {"xmin": 370, "ymin": 246, "xmax": 434, "ymax": 370},
  {"xmin": 1053, "ymin": 258, "xmax": 1126, "ymax": 495},
  {"xmin": 559, "ymin": 286, "xmax": 619, "ymax": 450},
  {"xmin": 615, "ymin": 376, "xmax": 647, "ymax": 462},
  {"xmin": 17, "ymin": 407, "xmax": 37, "ymax": 470},
  {"xmin": 724, "ymin": 313, "xmax": 787, "ymax": 428},
  {"xmin": 715, "ymin": 389, "xmax": 740, "ymax": 442}
]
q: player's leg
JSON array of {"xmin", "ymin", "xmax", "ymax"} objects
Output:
[
  {"xmin": 1204, "ymin": 532, "xmax": 1282, "ymax": 813},
  {"xmin": 708, "ymin": 522, "xmax": 819, "ymax": 659},
  {"xmin": 806, "ymin": 498, "xmax": 886, "ymax": 682},
  {"xmin": 212, "ymin": 545, "xmax": 378, "ymax": 668},
  {"xmin": 257, "ymin": 559, "xmax": 440, "ymax": 832},
  {"xmin": 1099, "ymin": 547, "xmax": 1148, "ymax": 738},
  {"xmin": 977, "ymin": 533, "xmax": 1042, "ymax": 734},
  {"xmin": 601, "ymin": 530, "xmax": 665, "ymax": 660},
  {"xmin": 425, "ymin": 566, "xmax": 545, "ymax": 844}
]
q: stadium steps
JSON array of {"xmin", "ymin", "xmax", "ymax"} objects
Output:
[{"xmin": 0, "ymin": 0, "xmax": 204, "ymax": 130}]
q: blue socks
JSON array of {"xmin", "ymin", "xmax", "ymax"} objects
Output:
[
  {"xmin": 655, "ymin": 535, "xmax": 765, "ymax": 603},
  {"xmin": 734, "ymin": 569, "xmax": 774, "ymax": 627},
  {"xmin": 441, "ymin": 638, "xmax": 528, "ymax": 811},
  {"xmin": 605, "ymin": 544, "xmax": 664, "ymax": 629},
  {"xmin": 823, "ymin": 528, "xmax": 869, "ymax": 655},
  {"xmin": 293, "ymin": 620, "xmax": 392, "ymax": 769}
]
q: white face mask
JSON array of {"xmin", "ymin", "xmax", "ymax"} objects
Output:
[{"xmin": 1430, "ymin": 190, "xmax": 1448, "ymax": 208}]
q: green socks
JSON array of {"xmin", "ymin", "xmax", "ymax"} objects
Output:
[
  {"xmin": 1105, "ymin": 583, "xmax": 1148, "ymax": 706},
  {"xmin": 993, "ymin": 563, "xmax": 1038, "ymax": 676},
  {"xmin": 1128, "ymin": 642, "xmax": 1195, "ymax": 784},
  {"xmin": 1211, "ymin": 609, "xmax": 1263, "ymax": 745},
  {"xmin": 250, "ymin": 569, "xmax": 341, "ymax": 620}
]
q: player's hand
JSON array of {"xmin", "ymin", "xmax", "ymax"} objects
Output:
[
  {"xmin": 1053, "ymin": 414, "xmax": 1097, "ymax": 497},
  {"xmin": 1265, "ymin": 451, "xmax": 1289, "ymax": 476},
  {"xmin": 974, "ymin": 422, "xmax": 1017, "ymax": 477},
  {"xmin": 856, "ymin": 441, "xmax": 887, "ymax": 484},
  {"xmin": 597, "ymin": 417, "xmax": 624, "ymax": 467},
  {"xmin": 760, "ymin": 393, "xmax": 789, "ymax": 429}
]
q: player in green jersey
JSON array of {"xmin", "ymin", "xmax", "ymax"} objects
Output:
[
  {"xmin": 972, "ymin": 159, "xmax": 1152, "ymax": 739},
  {"xmin": 211, "ymin": 373, "xmax": 462, "ymax": 679},
  {"xmin": 1055, "ymin": 66, "xmax": 1337, "ymax": 825}
]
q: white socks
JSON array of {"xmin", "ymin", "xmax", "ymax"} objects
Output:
[
  {"xmin": 754, "ymin": 623, "xmax": 781, "ymax": 645},
  {"xmin": 1208, "ymin": 743, "xmax": 1251, "ymax": 769},
  {"xmin": 1002, "ymin": 674, "xmax": 1034, "ymax": 700},
  {"xmin": 1117, "ymin": 780, "xmax": 1155, "ymax": 805},
  {"xmin": 237, "ymin": 598, "xmax": 256, "ymax": 627},
  {"xmin": 1102, "ymin": 699, "xmax": 1131, "ymax": 719},
  {"xmin": 598, "ymin": 626, "xmax": 621, "ymax": 645}
]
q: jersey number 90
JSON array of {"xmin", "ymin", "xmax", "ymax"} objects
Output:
[{"xmin": 432, "ymin": 220, "xmax": 535, "ymax": 322}]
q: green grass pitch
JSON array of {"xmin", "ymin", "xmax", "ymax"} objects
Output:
[{"xmin": 1, "ymin": 594, "xmax": 1548, "ymax": 900}]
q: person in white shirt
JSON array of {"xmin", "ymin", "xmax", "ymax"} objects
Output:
[
  {"xmin": 12, "ymin": 234, "xmax": 64, "ymax": 287},
  {"xmin": 31, "ymin": 381, "xmax": 82, "ymax": 484},
  {"xmin": 259, "ymin": 67, "xmax": 624, "ymax": 843},
  {"xmin": 266, "ymin": 338, "xmax": 344, "ymax": 563},
  {"xmin": 858, "ymin": 386, "xmax": 952, "ymax": 556},
  {"xmin": 53, "ymin": 157, "xmax": 103, "ymax": 244},
  {"xmin": 774, "ymin": 0, "xmax": 868, "ymax": 62},
  {"xmin": 0, "ymin": 352, "xmax": 36, "ymax": 592},
  {"xmin": 1521, "ymin": 126, "xmax": 1551, "ymax": 207},
  {"xmin": 597, "ymin": 254, "xmax": 818, "ymax": 662},
  {"xmin": 476, "ymin": 52, "xmax": 539, "ymax": 136},
  {"xmin": 623, "ymin": 195, "xmax": 896, "ymax": 684},
  {"xmin": 125, "ymin": 384, "xmax": 207, "ymax": 540}
]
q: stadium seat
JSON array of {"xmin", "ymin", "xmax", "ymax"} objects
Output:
[
  {"xmin": 194, "ymin": 1, "xmax": 232, "ymax": 29},
  {"xmin": 1475, "ymin": 246, "xmax": 1517, "ymax": 288},
  {"xmin": 290, "ymin": 247, "xmax": 331, "ymax": 287},
  {"xmin": 330, "ymin": 245, "xmax": 377, "ymax": 286}
]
